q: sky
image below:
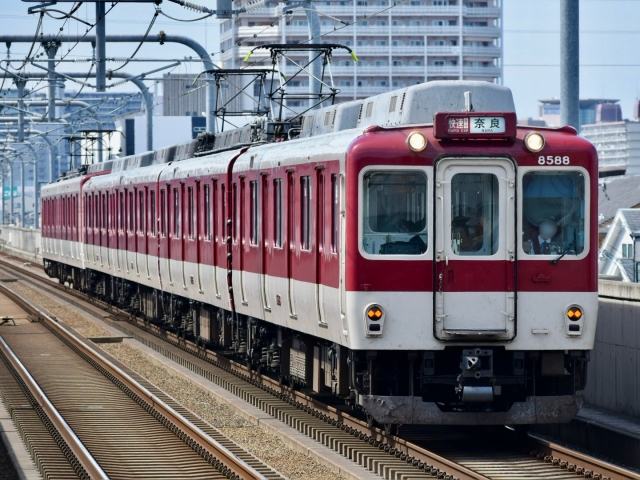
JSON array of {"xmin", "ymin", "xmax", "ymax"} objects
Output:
[{"xmin": 0, "ymin": 0, "xmax": 638, "ymax": 120}]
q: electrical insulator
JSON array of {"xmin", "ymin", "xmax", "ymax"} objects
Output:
[{"xmin": 159, "ymin": 30, "xmax": 166, "ymax": 45}]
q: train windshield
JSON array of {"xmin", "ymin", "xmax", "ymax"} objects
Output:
[
  {"xmin": 362, "ymin": 170, "xmax": 427, "ymax": 255},
  {"xmin": 450, "ymin": 173, "xmax": 500, "ymax": 256},
  {"xmin": 522, "ymin": 171, "xmax": 585, "ymax": 256}
]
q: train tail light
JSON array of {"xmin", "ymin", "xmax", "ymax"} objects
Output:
[
  {"xmin": 565, "ymin": 305, "xmax": 584, "ymax": 336},
  {"xmin": 365, "ymin": 304, "xmax": 385, "ymax": 336}
]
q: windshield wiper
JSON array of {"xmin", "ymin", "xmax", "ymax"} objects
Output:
[{"xmin": 550, "ymin": 242, "xmax": 576, "ymax": 264}]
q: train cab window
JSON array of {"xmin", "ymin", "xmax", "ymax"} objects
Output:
[
  {"xmin": 274, "ymin": 179, "xmax": 283, "ymax": 248},
  {"xmin": 250, "ymin": 181, "xmax": 258, "ymax": 246},
  {"xmin": 204, "ymin": 184, "xmax": 212, "ymax": 241},
  {"xmin": 301, "ymin": 176, "xmax": 311, "ymax": 251},
  {"xmin": 450, "ymin": 173, "xmax": 499, "ymax": 256},
  {"xmin": 522, "ymin": 171, "xmax": 585, "ymax": 256},
  {"xmin": 150, "ymin": 190, "xmax": 156, "ymax": 236},
  {"xmin": 362, "ymin": 170, "xmax": 427, "ymax": 255}
]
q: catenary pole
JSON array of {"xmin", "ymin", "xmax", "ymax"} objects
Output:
[{"xmin": 560, "ymin": 0, "xmax": 579, "ymax": 130}]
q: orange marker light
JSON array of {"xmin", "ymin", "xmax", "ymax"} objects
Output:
[
  {"xmin": 366, "ymin": 306, "xmax": 383, "ymax": 321},
  {"xmin": 567, "ymin": 306, "xmax": 583, "ymax": 321}
]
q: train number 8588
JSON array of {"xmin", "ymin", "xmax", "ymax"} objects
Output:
[{"xmin": 538, "ymin": 155, "xmax": 571, "ymax": 165}]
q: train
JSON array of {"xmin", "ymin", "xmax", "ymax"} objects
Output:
[{"xmin": 40, "ymin": 80, "xmax": 598, "ymax": 427}]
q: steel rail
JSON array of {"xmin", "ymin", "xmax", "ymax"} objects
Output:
[
  {"xmin": 528, "ymin": 435, "xmax": 639, "ymax": 480},
  {"xmin": 0, "ymin": 278, "xmax": 267, "ymax": 480},
  {"xmin": 2, "ymin": 255, "xmax": 638, "ymax": 480},
  {"xmin": 0, "ymin": 331, "xmax": 108, "ymax": 480}
]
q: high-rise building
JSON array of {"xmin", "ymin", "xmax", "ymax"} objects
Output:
[{"xmin": 220, "ymin": 0, "xmax": 503, "ymax": 110}]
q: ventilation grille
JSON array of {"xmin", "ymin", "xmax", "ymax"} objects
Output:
[
  {"xmin": 324, "ymin": 111, "xmax": 331, "ymax": 126},
  {"xmin": 357, "ymin": 103, "xmax": 364, "ymax": 121},
  {"xmin": 399, "ymin": 92, "xmax": 407, "ymax": 112},
  {"xmin": 331, "ymin": 109, "xmax": 337, "ymax": 127}
]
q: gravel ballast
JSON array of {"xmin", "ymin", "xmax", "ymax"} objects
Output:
[{"xmin": 11, "ymin": 281, "xmax": 345, "ymax": 480}]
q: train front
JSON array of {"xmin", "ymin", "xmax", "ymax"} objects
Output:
[{"xmin": 345, "ymin": 96, "xmax": 598, "ymax": 425}]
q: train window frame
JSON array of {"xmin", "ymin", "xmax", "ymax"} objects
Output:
[
  {"xmin": 358, "ymin": 166, "xmax": 430, "ymax": 259},
  {"xmin": 250, "ymin": 180, "xmax": 258, "ymax": 246},
  {"xmin": 150, "ymin": 190, "xmax": 156, "ymax": 236},
  {"xmin": 139, "ymin": 190, "xmax": 146, "ymax": 235},
  {"xmin": 301, "ymin": 175, "xmax": 312, "ymax": 251},
  {"xmin": 204, "ymin": 184, "xmax": 212, "ymax": 241},
  {"xmin": 331, "ymin": 174, "xmax": 339, "ymax": 254},
  {"xmin": 518, "ymin": 166, "xmax": 590, "ymax": 261},
  {"xmin": 273, "ymin": 178, "xmax": 283, "ymax": 248},
  {"xmin": 160, "ymin": 189, "xmax": 167, "ymax": 238},
  {"xmin": 188, "ymin": 186, "xmax": 195, "ymax": 240},
  {"xmin": 173, "ymin": 187, "xmax": 181, "ymax": 239},
  {"xmin": 129, "ymin": 190, "xmax": 135, "ymax": 234}
]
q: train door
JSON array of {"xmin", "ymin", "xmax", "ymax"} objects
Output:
[
  {"xmin": 126, "ymin": 189, "xmax": 136, "ymax": 275},
  {"xmin": 201, "ymin": 181, "xmax": 216, "ymax": 296},
  {"xmin": 239, "ymin": 177, "xmax": 247, "ymax": 304},
  {"xmin": 84, "ymin": 194, "xmax": 92, "ymax": 264},
  {"xmin": 434, "ymin": 157, "xmax": 516, "ymax": 340},
  {"xmin": 136, "ymin": 188, "xmax": 146, "ymax": 278},
  {"xmin": 158, "ymin": 187, "xmax": 170, "ymax": 287},
  {"xmin": 315, "ymin": 171, "xmax": 325, "ymax": 325},
  {"xmin": 286, "ymin": 173, "xmax": 296, "ymax": 316},
  {"xmin": 184, "ymin": 180, "xmax": 200, "ymax": 292},
  {"xmin": 169, "ymin": 182, "xmax": 185, "ymax": 288},
  {"xmin": 261, "ymin": 175, "xmax": 270, "ymax": 311}
]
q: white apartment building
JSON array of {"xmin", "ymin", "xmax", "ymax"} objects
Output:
[
  {"xmin": 581, "ymin": 121, "xmax": 640, "ymax": 175},
  {"xmin": 219, "ymin": 0, "xmax": 503, "ymax": 111}
]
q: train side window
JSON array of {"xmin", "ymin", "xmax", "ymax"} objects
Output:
[
  {"xmin": 160, "ymin": 189, "xmax": 167, "ymax": 237},
  {"xmin": 301, "ymin": 176, "xmax": 311, "ymax": 251},
  {"xmin": 204, "ymin": 184, "xmax": 212, "ymax": 241},
  {"xmin": 139, "ymin": 190, "xmax": 145, "ymax": 234},
  {"xmin": 450, "ymin": 173, "xmax": 498, "ymax": 256},
  {"xmin": 363, "ymin": 170, "xmax": 427, "ymax": 255},
  {"xmin": 102, "ymin": 194, "xmax": 107, "ymax": 230},
  {"xmin": 318, "ymin": 173, "xmax": 325, "ymax": 250},
  {"xmin": 188, "ymin": 186, "xmax": 195, "ymax": 240},
  {"xmin": 119, "ymin": 191, "xmax": 124, "ymax": 232},
  {"xmin": 87, "ymin": 196, "xmax": 92, "ymax": 230},
  {"xmin": 522, "ymin": 171, "xmax": 585, "ymax": 256},
  {"xmin": 250, "ymin": 181, "xmax": 258, "ymax": 246},
  {"xmin": 221, "ymin": 183, "xmax": 226, "ymax": 240},
  {"xmin": 274, "ymin": 179, "xmax": 283, "ymax": 248},
  {"xmin": 233, "ymin": 183, "xmax": 238, "ymax": 241},
  {"xmin": 129, "ymin": 191, "xmax": 135, "ymax": 233},
  {"xmin": 331, "ymin": 174, "xmax": 339, "ymax": 254},
  {"xmin": 150, "ymin": 190, "xmax": 156, "ymax": 236},
  {"xmin": 173, "ymin": 187, "xmax": 180, "ymax": 238}
]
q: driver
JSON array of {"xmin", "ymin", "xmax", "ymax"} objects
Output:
[{"xmin": 528, "ymin": 219, "xmax": 558, "ymax": 255}]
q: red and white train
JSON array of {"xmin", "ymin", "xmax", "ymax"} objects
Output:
[{"xmin": 40, "ymin": 81, "xmax": 598, "ymax": 426}]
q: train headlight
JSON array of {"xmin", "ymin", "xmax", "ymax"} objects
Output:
[
  {"xmin": 364, "ymin": 304, "xmax": 385, "ymax": 336},
  {"xmin": 566, "ymin": 306, "xmax": 583, "ymax": 321},
  {"xmin": 524, "ymin": 132, "xmax": 545, "ymax": 153},
  {"xmin": 407, "ymin": 131, "xmax": 427, "ymax": 152}
]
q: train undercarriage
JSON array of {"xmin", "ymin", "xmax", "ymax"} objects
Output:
[{"xmin": 44, "ymin": 259, "xmax": 589, "ymax": 426}]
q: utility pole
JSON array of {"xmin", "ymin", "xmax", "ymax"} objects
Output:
[
  {"xmin": 43, "ymin": 41, "xmax": 60, "ymax": 123},
  {"xmin": 16, "ymin": 80, "xmax": 25, "ymax": 142},
  {"xmin": 95, "ymin": 3, "xmax": 106, "ymax": 162},
  {"xmin": 560, "ymin": 0, "xmax": 579, "ymax": 130}
]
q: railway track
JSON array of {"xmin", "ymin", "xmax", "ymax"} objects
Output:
[
  {"xmin": 0, "ymin": 253, "xmax": 637, "ymax": 480},
  {"xmin": 0, "ymin": 278, "xmax": 281, "ymax": 480}
]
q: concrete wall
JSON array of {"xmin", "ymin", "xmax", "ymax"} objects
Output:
[
  {"xmin": 0, "ymin": 226, "xmax": 42, "ymax": 264},
  {"xmin": 584, "ymin": 280, "xmax": 640, "ymax": 416}
]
